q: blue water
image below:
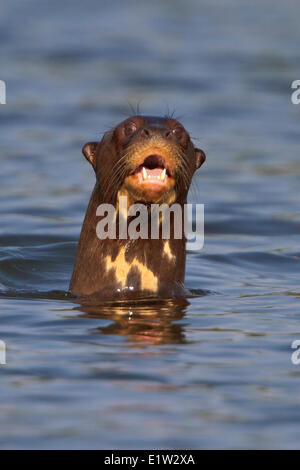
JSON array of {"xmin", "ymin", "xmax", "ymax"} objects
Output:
[{"xmin": 0, "ymin": 0, "xmax": 300, "ymax": 449}]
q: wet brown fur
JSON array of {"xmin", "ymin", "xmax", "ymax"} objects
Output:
[{"xmin": 69, "ymin": 115, "xmax": 206, "ymax": 300}]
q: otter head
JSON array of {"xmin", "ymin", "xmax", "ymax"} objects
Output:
[{"xmin": 82, "ymin": 115, "xmax": 206, "ymax": 205}]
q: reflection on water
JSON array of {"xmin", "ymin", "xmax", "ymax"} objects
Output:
[
  {"xmin": 0, "ymin": 0, "xmax": 300, "ymax": 450},
  {"xmin": 75, "ymin": 298, "xmax": 190, "ymax": 345}
]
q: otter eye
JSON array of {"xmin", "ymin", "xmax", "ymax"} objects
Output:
[
  {"xmin": 124, "ymin": 122, "xmax": 137, "ymax": 136},
  {"xmin": 172, "ymin": 126, "xmax": 184, "ymax": 138}
]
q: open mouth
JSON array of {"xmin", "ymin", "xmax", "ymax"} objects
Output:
[{"xmin": 132, "ymin": 155, "xmax": 172, "ymax": 186}]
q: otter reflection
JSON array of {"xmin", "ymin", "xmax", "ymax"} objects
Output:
[{"xmin": 73, "ymin": 297, "xmax": 190, "ymax": 345}]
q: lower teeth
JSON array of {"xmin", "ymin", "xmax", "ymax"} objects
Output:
[{"xmin": 141, "ymin": 167, "xmax": 166, "ymax": 182}]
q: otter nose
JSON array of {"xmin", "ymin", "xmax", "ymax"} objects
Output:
[{"xmin": 140, "ymin": 126, "xmax": 172, "ymax": 139}]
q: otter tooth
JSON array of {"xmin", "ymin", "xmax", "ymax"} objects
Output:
[
  {"xmin": 161, "ymin": 168, "xmax": 166, "ymax": 181},
  {"xmin": 142, "ymin": 167, "xmax": 147, "ymax": 180}
]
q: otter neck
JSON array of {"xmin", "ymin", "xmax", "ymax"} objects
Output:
[{"xmin": 70, "ymin": 184, "xmax": 187, "ymax": 298}]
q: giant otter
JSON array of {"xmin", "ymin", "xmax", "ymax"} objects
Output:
[{"xmin": 69, "ymin": 115, "xmax": 206, "ymax": 300}]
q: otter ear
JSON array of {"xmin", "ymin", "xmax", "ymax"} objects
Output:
[
  {"xmin": 82, "ymin": 142, "xmax": 98, "ymax": 170},
  {"xmin": 195, "ymin": 148, "xmax": 206, "ymax": 170}
]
